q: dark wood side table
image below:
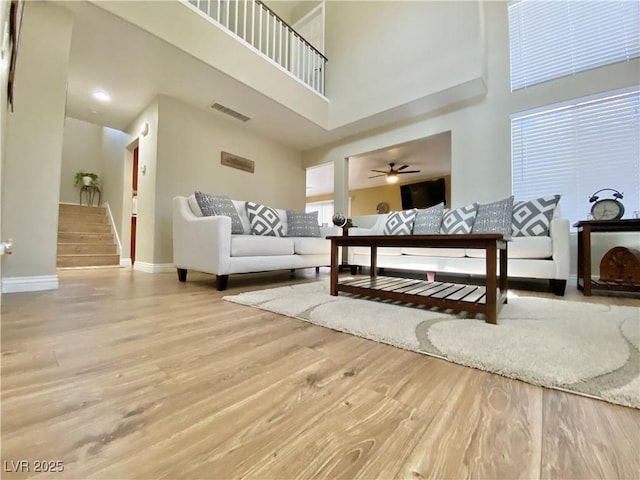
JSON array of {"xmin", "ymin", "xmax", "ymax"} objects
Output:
[{"xmin": 574, "ymin": 219, "xmax": 640, "ymax": 296}]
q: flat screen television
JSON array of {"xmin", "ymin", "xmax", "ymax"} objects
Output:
[{"xmin": 400, "ymin": 178, "xmax": 446, "ymax": 209}]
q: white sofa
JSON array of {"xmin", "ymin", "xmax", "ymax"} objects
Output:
[
  {"xmin": 172, "ymin": 195, "xmax": 341, "ymax": 290},
  {"xmin": 347, "ymin": 211, "xmax": 570, "ymax": 296}
]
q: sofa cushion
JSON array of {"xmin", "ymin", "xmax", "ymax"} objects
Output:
[
  {"xmin": 232, "ymin": 200, "xmax": 251, "ymax": 234},
  {"xmin": 384, "ymin": 209, "xmax": 417, "ymax": 235},
  {"xmin": 231, "ymin": 235, "xmax": 294, "ymax": 256},
  {"xmin": 512, "ymin": 195, "xmax": 561, "ymax": 237},
  {"xmin": 401, "ymin": 247, "xmax": 466, "ymax": 258},
  {"xmin": 195, "ymin": 191, "xmax": 244, "ymax": 234},
  {"xmin": 472, "ymin": 196, "xmax": 514, "ymax": 235},
  {"xmin": 187, "ymin": 194, "xmax": 203, "ymax": 217},
  {"xmin": 293, "ymin": 237, "xmax": 330, "ymax": 255},
  {"xmin": 412, "ymin": 203, "xmax": 444, "ymax": 234},
  {"xmin": 286, "ymin": 211, "xmax": 320, "ymax": 237},
  {"xmin": 246, "ymin": 202, "xmax": 285, "ymax": 237},
  {"xmin": 441, "ymin": 203, "xmax": 478, "ymax": 234},
  {"xmin": 466, "ymin": 236, "xmax": 552, "ymax": 259}
]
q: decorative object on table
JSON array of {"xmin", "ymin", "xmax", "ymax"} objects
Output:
[
  {"xmin": 376, "ymin": 202, "xmax": 389, "ymax": 214},
  {"xmin": 332, "ymin": 212, "xmax": 347, "ymax": 227},
  {"xmin": 588, "ymin": 188, "xmax": 625, "ymax": 221},
  {"xmin": 74, "ymin": 171, "xmax": 99, "ymax": 187},
  {"xmin": 600, "ymin": 246, "xmax": 640, "ymax": 285},
  {"xmin": 220, "ymin": 151, "xmax": 255, "ymax": 173}
]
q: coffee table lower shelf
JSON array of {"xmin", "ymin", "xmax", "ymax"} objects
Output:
[{"xmin": 338, "ymin": 276, "xmax": 507, "ymax": 322}]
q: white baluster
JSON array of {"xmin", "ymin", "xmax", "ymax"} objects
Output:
[
  {"xmin": 265, "ymin": 11, "xmax": 269, "ymax": 55},
  {"xmin": 278, "ymin": 21, "xmax": 282, "ymax": 66},
  {"xmin": 285, "ymin": 28, "xmax": 289, "ymax": 70},
  {"xmin": 272, "ymin": 16, "xmax": 276, "ymax": 60},
  {"xmin": 234, "ymin": 0, "xmax": 238, "ymax": 33},
  {"xmin": 225, "ymin": 0, "xmax": 230, "ymax": 28},
  {"xmin": 303, "ymin": 43, "xmax": 308, "ymax": 83},
  {"xmin": 243, "ymin": 0, "xmax": 247, "ymax": 39},
  {"xmin": 251, "ymin": 0, "xmax": 255, "ymax": 46},
  {"xmin": 217, "ymin": 0, "xmax": 221, "ymax": 22},
  {"xmin": 259, "ymin": 6, "xmax": 262, "ymax": 52},
  {"xmin": 207, "ymin": 0, "xmax": 211, "ymax": 16}
]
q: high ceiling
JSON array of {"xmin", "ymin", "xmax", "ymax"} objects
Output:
[
  {"xmin": 59, "ymin": 0, "xmax": 330, "ymax": 150},
  {"xmin": 56, "ymin": 1, "xmax": 456, "ymax": 196}
]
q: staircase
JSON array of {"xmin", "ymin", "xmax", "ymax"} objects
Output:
[{"xmin": 57, "ymin": 204, "xmax": 119, "ymax": 268}]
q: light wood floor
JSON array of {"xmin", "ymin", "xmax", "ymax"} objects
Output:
[{"xmin": 2, "ymin": 268, "xmax": 639, "ymax": 479}]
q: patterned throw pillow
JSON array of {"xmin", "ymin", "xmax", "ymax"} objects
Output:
[
  {"xmin": 441, "ymin": 203, "xmax": 478, "ymax": 234},
  {"xmin": 194, "ymin": 191, "xmax": 244, "ymax": 234},
  {"xmin": 472, "ymin": 196, "xmax": 514, "ymax": 236},
  {"xmin": 412, "ymin": 203, "xmax": 445, "ymax": 234},
  {"xmin": 512, "ymin": 195, "xmax": 561, "ymax": 236},
  {"xmin": 246, "ymin": 201, "xmax": 285, "ymax": 237},
  {"xmin": 384, "ymin": 209, "xmax": 417, "ymax": 235},
  {"xmin": 286, "ymin": 211, "xmax": 320, "ymax": 237}
]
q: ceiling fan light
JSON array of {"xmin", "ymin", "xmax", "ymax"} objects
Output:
[{"xmin": 386, "ymin": 174, "xmax": 399, "ymax": 183}]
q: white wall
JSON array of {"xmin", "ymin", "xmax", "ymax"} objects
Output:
[
  {"xmin": 304, "ymin": 0, "xmax": 640, "ymax": 275},
  {"xmin": 100, "ymin": 126, "xmax": 130, "ymax": 247},
  {"xmin": 60, "ymin": 117, "xmax": 103, "ymax": 203},
  {"xmin": 0, "ymin": 0, "xmax": 11, "ymax": 284},
  {"xmin": 125, "ymin": 99, "xmax": 159, "ymax": 264},
  {"xmin": 92, "ymin": 0, "xmax": 328, "ymax": 127},
  {"xmin": 2, "ymin": 1, "xmax": 72, "ymax": 281},
  {"xmin": 124, "ymin": 95, "xmax": 305, "ymax": 266},
  {"xmin": 325, "ymin": 1, "xmax": 483, "ymax": 128}
]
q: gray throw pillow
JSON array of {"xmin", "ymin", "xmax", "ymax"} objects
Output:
[
  {"xmin": 413, "ymin": 203, "xmax": 445, "ymax": 234},
  {"xmin": 384, "ymin": 209, "xmax": 417, "ymax": 235},
  {"xmin": 441, "ymin": 203, "xmax": 478, "ymax": 234},
  {"xmin": 472, "ymin": 196, "xmax": 514, "ymax": 236},
  {"xmin": 246, "ymin": 201, "xmax": 285, "ymax": 237},
  {"xmin": 286, "ymin": 211, "xmax": 321, "ymax": 237},
  {"xmin": 512, "ymin": 195, "xmax": 561, "ymax": 236},
  {"xmin": 194, "ymin": 191, "xmax": 244, "ymax": 234}
]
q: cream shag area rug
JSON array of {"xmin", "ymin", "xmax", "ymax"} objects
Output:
[{"xmin": 224, "ymin": 281, "xmax": 640, "ymax": 409}]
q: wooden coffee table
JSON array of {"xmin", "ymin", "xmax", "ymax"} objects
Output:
[{"xmin": 327, "ymin": 234, "xmax": 509, "ymax": 324}]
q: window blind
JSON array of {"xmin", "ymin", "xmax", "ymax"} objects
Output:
[
  {"xmin": 509, "ymin": 0, "xmax": 640, "ymax": 91},
  {"xmin": 512, "ymin": 88, "xmax": 640, "ymax": 227}
]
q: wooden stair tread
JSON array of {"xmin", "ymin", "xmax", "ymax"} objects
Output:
[{"xmin": 57, "ymin": 203, "xmax": 119, "ymax": 268}]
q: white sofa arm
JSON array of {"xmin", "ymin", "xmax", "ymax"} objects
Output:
[
  {"xmin": 550, "ymin": 217, "xmax": 570, "ymax": 280},
  {"xmin": 349, "ymin": 215, "xmax": 386, "ymax": 236},
  {"xmin": 320, "ymin": 225, "xmax": 342, "ymax": 237},
  {"xmin": 172, "ymin": 197, "xmax": 232, "ymax": 275}
]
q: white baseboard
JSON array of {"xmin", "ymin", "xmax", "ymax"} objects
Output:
[
  {"xmin": 133, "ymin": 262, "xmax": 175, "ymax": 274},
  {"xmin": 2, "ymin": 275, "xmax": 59, "ymax": 293},
  {"xmin": 120, "ymin": 258, "xmax": 132, "ymax": 267}
]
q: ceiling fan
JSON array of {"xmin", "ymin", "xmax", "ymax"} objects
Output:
[{"xmin": 369, "ymin": 162, "xmax": 420, "ymax": 183}]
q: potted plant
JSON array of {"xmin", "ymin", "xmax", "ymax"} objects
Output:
[{"xmin": 74, "ymin": 171, "xmax": 99, "ymax": 187}]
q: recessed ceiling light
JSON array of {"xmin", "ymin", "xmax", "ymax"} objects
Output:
[{"xmin": 93, "ymin": 90, "xmax": 111, "ymax": 102}]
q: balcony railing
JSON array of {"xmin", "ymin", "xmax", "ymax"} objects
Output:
[{"xmin": 186, "ymin": 0, "xmax": 327, "ymax": 95}]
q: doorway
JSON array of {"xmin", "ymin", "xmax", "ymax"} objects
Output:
[{"xmin": 131, "ymin": 146, "xmax": 138, "ymax": 265}]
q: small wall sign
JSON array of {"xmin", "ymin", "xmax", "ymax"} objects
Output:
[{"xmin": 221, "ymin": 151, "xmax": 255, "ymax": 173}]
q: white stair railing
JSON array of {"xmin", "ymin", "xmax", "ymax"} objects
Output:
[{"xmin": 186, "ymin": 0, "xmax": 327, "ymax": 95}]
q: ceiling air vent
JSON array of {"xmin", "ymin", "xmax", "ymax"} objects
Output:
[{"xmin": 211, "ymin": 103, "xmax": 250, "ymax": 122}]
